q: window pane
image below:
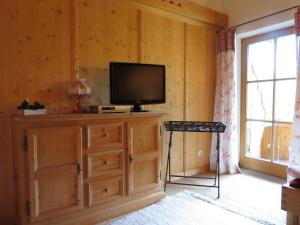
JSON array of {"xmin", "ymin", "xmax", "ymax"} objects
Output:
[
  {"xmin": 275, "ymin": 80, "xmax": 296, "ymax": 122},
  {"xmin": 276, "ymin": 34, "xmax": 296, "ymax": 79},
  {"xmin": 246, "ymin": 121, "xmax": 272, "ymax": 160},
  {"xmin": 247, "ymin": 39, "xmax": 274, "ymax": 81},
  {"xmin": 273, "ymin": 123, "xmax": 291, "ymax": 165},
  {"xmin": 247, "ymin": 82, "xmax": 273, "ymax": 120}
]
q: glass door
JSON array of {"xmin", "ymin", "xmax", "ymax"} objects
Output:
[{"xmin": 241, "ymin": 27, "xmax": 296, "ymax": 177}]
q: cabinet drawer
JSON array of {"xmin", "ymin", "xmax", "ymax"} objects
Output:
[
  {"xmin": 86, "ymin": 123, "xmax": 123, "ymax": 150},
  {"xmin": 87, "ymin": 177, "xmax": 125, "ymax": 206},
  {"xmin": 87, "ymin": 150, "xmax": 124, "ymax": 178}
]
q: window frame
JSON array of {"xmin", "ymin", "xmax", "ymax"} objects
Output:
[{"xmin": 240, "ymin": 27, "xmax": 295, "ymax": 178}]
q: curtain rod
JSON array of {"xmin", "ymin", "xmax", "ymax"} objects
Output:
[{"xmin": 218, "ymin": 4, "xmax": 299, "ymax": 33}]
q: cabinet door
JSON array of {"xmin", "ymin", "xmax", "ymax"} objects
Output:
[
  {"xmin": 27, "ymin": 126, "xmax": 83, "ymax": 221},
  {"xmin": 127, "ymin": 119, "xmax": 162, "ymax": 194}
]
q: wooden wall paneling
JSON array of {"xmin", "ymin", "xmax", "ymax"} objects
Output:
[
  {"xmin": 72, "ymin": 0, "xmax": 80, "ymax": 80},
  {"xmin": 184, "ymin": 24, "xmax": 217, "ymax": 173},
  {"xmin": 77, "ymin": 0, "xmax": 139, "ymax": 106},
  {"xmin": 0, "ymin": 0, "xmax": 225, "ymax": 223},
  {"xmin": 0, "ymin": 1, "xmax": 75, "ymax": 223},
  {"xmin": 140, "ymin": 11, "xmax": 185, "ymax": 175},
  {"xmin": 0, "ymin": 0, "xmax": 75, "ymax": 113}
]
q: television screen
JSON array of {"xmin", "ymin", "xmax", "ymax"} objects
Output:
[{"xmin": 110, "ymin": 62, "xmax": 165, "ymax": 110}]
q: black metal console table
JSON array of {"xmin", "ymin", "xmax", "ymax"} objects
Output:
[{"xmin": 164, "ymin": 121, "xmax": 226, "ymax": 199}]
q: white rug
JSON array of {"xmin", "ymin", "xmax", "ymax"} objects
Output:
[{"xmin": 101, "ymin": 191, "xmax": 277, "ymax": 225}]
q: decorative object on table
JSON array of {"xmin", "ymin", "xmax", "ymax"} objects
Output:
[
  {"xmin": 164, "ymin": 121, "xmax": 226, "ymax": 199},
  {"xmin": 17, "ymin": 99, "xmax": 47, "ymax": 115},
  {"xmin": 68, "ymin": 79, "xmax": 91, "ymax": 113},
  {"xmin": 103, "ymin": 191, "xmax": 276, "ymax": 225}
]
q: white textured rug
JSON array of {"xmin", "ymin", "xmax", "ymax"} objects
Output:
[{"xmin": 101, "ymin": 191, "xmax": 276, "ymax": 225}]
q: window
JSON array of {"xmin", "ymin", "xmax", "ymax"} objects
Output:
[{"xmin": 241, "ymin": 27, "xmax": 296, "ymax": 167}]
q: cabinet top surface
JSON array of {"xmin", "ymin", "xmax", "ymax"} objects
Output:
[{"xmin": 13, "ymin": 111, "xmax": 166, "ymax": 122}]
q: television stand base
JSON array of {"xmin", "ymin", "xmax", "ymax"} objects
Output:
[
  {"xmin": 130, "ymin": 109, "xmax": 149, "ymax": 113},
  {"xmin": 131, "ymin": 104, "xmax": 148, "ymax": 112}
]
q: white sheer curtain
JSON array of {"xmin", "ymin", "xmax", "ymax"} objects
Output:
[
  {"xmin": 290, "ymin": 8, "xmax": 300, "ymax": 166},
  {"xmin": 210, "ymin": 29, "xmax": 240, "ymax": 174}
]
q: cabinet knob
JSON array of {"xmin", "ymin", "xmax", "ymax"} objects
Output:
[
  {"xmin": 104, "ymin": 187, "xmax": 109, "ymax": 193},
  {"xmin": 104, "ymin": 160, "xmax": 110, "ymax": 165},
  {"xmin": 102, "ymin": 133, "xmax": 109, "ymax": 138},
  {"xmin": 129, "ymin": 154, "xmax": 134, "ymax": 164}
]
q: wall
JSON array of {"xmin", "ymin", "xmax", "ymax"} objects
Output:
[
  {"xmin": 193, "ymin": 0, "xmax": 300, "ymax": 27},
  {"xmin": 0, "ymin": 1, "xmax": 75, "ymax": 224},
  {"xmin": 185, "ymin": 24, "xmax": 217, "ymax": 172},
  {"xmin": 78, "ymin": 0, "xmax": 221, "ymax": 175},
  {"xmin": 138, "ymin": 10, "xmax": 186, "ymax": 174},
  {"xmin": 0, "ymin": 0, "xmax": 227, "ymax": 224},
  {"xmin": 0, "ymin": 0, "xmax": 75, "ymax": 113},
  {"xmin": 222, "ymin": 0, "xmax": 299, "ymax": 27}
]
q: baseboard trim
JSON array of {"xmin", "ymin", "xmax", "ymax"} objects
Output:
[
  {"xmin": 168, "ymin": 164, "xmax": 210, "ymax": 181},
  {"xmin": 36, "ymin": 191, "xmax": 165, "ymax": 225}
]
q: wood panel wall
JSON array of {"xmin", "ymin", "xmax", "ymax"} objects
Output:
[
  {"xmin": 0, "ymin": 0, "xmax": 227, "ymax": 223},
  {"xmin": 140, "ymin": 11, "xmax": 185, "ymax": 174},
  {"xmin": 0, "ymin": 0, "xmax": 75, "ymax": 113},
  {"xmin": 77, "ymin": 0, "xmax": 221, "ymax": 176},
  {"xmin": 78, "ymin": 0, "xmax": 138, "ymax": 106},
  {"xmin": 185, "ymin": 24, "xmax": 217, "ymax": 172},
  {"xmin": 0, "ymin": 1, "xmax": 75, "ymax": 224}
]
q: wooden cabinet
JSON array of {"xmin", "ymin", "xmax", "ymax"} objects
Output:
[
  {"xmin": 127, "ymin": 119, "xmax": 162, "ymax": 194},
  {"xmin": 27, "ymin": 126, "xmax": 83, "ymax": 221},
  {"xmin": 13, "ymin": 113, "xmax": 164, "ymax": 225},
  {"xmin": 282, "ymin": 183, "xmax": 300, "ymax": 225},
  {"xmin": 84, "ymin": 122, "xmax": 126, "ymax": 208}
]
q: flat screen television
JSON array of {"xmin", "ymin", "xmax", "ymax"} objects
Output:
[{"xmin": 110, "ymin": 62, "xmax": 166, "ymax": 112}]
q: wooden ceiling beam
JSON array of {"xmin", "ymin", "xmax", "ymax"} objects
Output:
[{"xmin": 129, "ymin": 0, "xmax": 228, "ymax": 28}]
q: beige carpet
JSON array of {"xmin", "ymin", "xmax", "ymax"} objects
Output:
[
  {"xmin": 101, "ymin": 191, "xmax": 266, "ymax": 225},
  {"xmin": 166, "ymin": 168, "xmax": 286, "ymax": 225},
  {"xmin": 101, "ymin": 169, "xmax": 286, "ymax": 225}
]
